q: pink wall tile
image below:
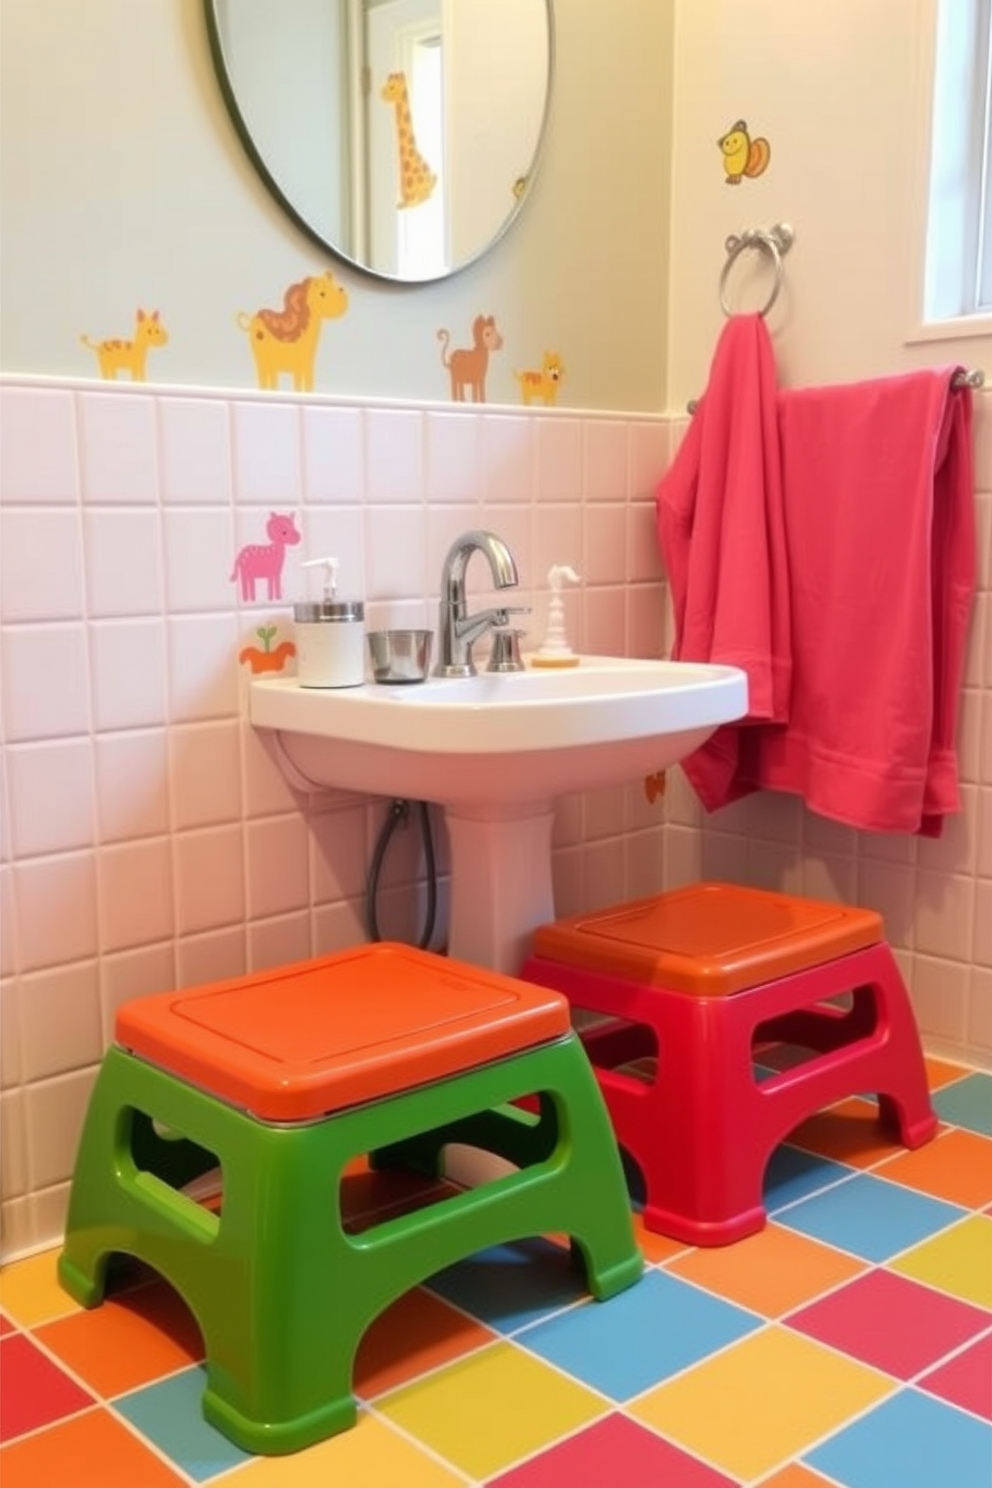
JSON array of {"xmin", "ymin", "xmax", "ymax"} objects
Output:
[
  {"xmin": 94, "ymin": 731, "xmax": 170, "ymax": 843},
  {"xmin": 627, "ymin": 501, "xmax": 665, "ymax": 585},
  {"xmin": 158, "ymin": 396, "xmax": 231, "ymax": 505},
  {"xmin": 6, "ymin": 740, "xmax": 95, "ymax": 857},
  {"xmin": 0, "ymin": 510, "xmax": 83, "ymax": 622},
  {"xmin": 628, "ymin": 419, "xmax": 670, "ymax": 500},
  {"xmin": 309, "ymin": 804, "xmax": 369, "ymax": 904},
  {"xmin": 0, "ymin": 966, "xmax": 21, "ymax": 1082},
  {"xmin": 18, "ymin": 963, "xmax": 102, "ymax": 1081},
  {"xmin": 169, "ymin": 721, "xmax": 242, "ymax": 830},
  {"xmin": 90, "ymin": 620, "xmax": 166, "ymax": 731},
  {"xmin": 14, "ymin": 851, "xmax": 99, "ymax": 971},
  {"xmin": 535, "ymin": 417, "xmax": 583, "ymax": 502},
  {"xmin": 583, "ymin": 420, "xmax": 629, "ymax": 502},
  {"xmin": 173, "ymin": 824, "xmax": 246, "ymax": 936},
  {"xmin": 0, "ymin": 387, "xmax": 79, "ymax": 503},
  {"xmin": 534, "ymin": 503, "xmax": 582, "ymax": 584},
  {"xmin": 99, "ymin": 943, "xmax": 177, "ymax": 1038},
  {"xmin": 78, "ymin": 392, "xmax": 158, "ymax": 504},
  {"xmin": 1, "ymin": 1089, "xmax": 27, "ymax": 1202},
  {"xmin": 366, "ymin": 506, "xmax": 428, "ymax": 600},
  {"xmin": 247, "ymin": 912, "xmax": 313, "ymax": 972},
  {"xmin": 175, "ymin": 927, "xmax": 246, "ymax": 991},
  {"xmin": 84, "ymin": 509, "xmax": 163, "ymax": 616},
  {"xmin": 1, "ymin": 624, "xmax": 90, "ymax": 741},
  {"xmin": 425, "ymin": 410, "xmax": 482, "ymax": 503},
  {"xmin": 162, "ymin": 509, "xmax": 236, "ymax": 612},
  {"xmin": 302, "ymin": 404, "xmax": 364, "ymax": 503},
  {"xmin": 482, "ymin": 414, "xmax": 535, "ymax": 504},
  {"xmin": 24, "ymin": 1069, "xmax": 96, "ymax": 1190},
  {"xmin": 245, "ymin": 814, "xmax": 310, "ymax": 919},
  {"xmin": 231, "ymin": 400, "xmax": 301, "ymax": 505},
  {"xmin": 98, "ymin": 838, "xmax": 174, "ymax": 953},
  {"xmin": 583, "ymin": 504, "xmax": 629, "ymax": 586},
  {"xmin": 166, "ymin": 613, "xmax": 240, "ymax": 722},
  {"xmin": 299, "ymin": 506, "xmax": 365, "ymax": 602},
  {"xmin": 365, "ymin": 408, "xmax": 424, "ymax": 503}
]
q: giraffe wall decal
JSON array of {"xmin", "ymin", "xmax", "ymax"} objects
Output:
[{"xmin": 380, "ymin": 71, "xmax": 438, "ymax": 209}]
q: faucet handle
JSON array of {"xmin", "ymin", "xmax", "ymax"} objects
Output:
[{"xmin": 487, "ymin": 628, "xmax": 526, "ymax": 673}]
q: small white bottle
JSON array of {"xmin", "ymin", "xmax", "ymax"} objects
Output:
[
  {"xmin": 294, "ymin": 557, "xmax": 366, "ymax": 688},
  {"xmin": 531, "ymin": 564, "xmax": 581, "ymax": 668}
]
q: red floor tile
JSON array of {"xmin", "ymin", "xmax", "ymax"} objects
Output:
[
  {"xmin": 0, "ymin": 1334, "xmax": 95, "ymax": 1441},
  {"xmin": 918, "ymin": 1332, "xmax": 992, "ymax": 1420},
  {"xmin": 0, "ymin": 1314, "xmax": 15, "ymax": 1335},
  {"xmin": 488, "ymin": 1411, "xmax": 738, "ymax": 1486},
  {"xmin": 0, "ymin": 1406, "xmax": 187, "ymax": 1488},
  {"xmin": 786, "ymin": 1268, "xmax": 990, "ymax": 1379}
]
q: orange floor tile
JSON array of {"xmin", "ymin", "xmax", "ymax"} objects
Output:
[{"xmin": 2, "ymin": 1062, "xmax": 990, "ymax": 1487}]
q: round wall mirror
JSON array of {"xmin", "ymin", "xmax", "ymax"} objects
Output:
[{"xmin": 203, "ymin": 0, "xmax": 554, "ymax": 284}]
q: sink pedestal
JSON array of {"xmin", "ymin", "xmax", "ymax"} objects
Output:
[{"xmin": 445, "ymin": 802, "xmax": 556, "ymax": 973}]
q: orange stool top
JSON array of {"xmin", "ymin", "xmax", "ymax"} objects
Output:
[
  {"xmin": 116, "ymin": 942, "xmax": 569, "ymax": 1120},
  {"xmin": 531, "ymin": 882, "xmax": 883, "ymax": 997}
]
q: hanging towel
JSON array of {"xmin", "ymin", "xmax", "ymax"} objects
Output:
[
  {"xmin": 663, "ymin": 365, "xmax": 976, "ymax": 836},
  {"xmin": 656, "ymin": 313, "xmax": 791, "ymax": 805},
  {"xmin": 742, "ymin": 367, "xmax": 976, "ymax": 836}
]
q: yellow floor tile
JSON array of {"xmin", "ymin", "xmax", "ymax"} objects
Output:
[
  {"xmin": 629, "ymin": 1326, "xmax": 894, "ymax": 1482},
  {"xmin": 0, "ymin": 1251, "xmax": 82, "ymax": 1328},
  {"xmin": 890, "ymin": 1214, "xmax": 992, "ymax": 1308},
  {"xmin": 224, "ymin": 1413, "xmax": 464, "ymax": 1487},
  {"xmin": 665, "ymin": 1223, "xmax": 867, "ymax": 1316},
  {"xmin": 376, "ymin": 1340, "xmax": 607, "ymax": 1481}
]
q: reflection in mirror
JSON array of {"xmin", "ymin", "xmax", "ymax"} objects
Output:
[{"xmin": 204, "ymin": 0, "xmax": 553, "ymax": 284}]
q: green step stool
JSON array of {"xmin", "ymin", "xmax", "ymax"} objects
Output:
[{"xmin": 58, "ymin": 942, "xmax": 642, "ymax": 1454}]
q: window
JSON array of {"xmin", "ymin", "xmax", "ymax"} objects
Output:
[{"xmin": 924, "ymin": 0, "xmax": 991, "ymax": 321}]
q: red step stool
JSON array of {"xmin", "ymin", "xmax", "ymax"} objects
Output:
[{"xmin": 520, "ymin": 882, "xmax": 938, "ymax": 1247}]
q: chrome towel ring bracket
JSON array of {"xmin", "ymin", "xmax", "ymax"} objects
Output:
[{"xmin": 719, "ymin": 221, "xmax": 795, "ymax": 318}]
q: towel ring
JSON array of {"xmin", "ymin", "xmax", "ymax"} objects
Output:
[{"xmin": 719, "ymin": 222, "xmax": 795, "ymax": 318}]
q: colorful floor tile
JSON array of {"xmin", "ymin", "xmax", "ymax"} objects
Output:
[{"xmin": 1, "ymin": 1056, "xmax": 989, "ymax": 1487}]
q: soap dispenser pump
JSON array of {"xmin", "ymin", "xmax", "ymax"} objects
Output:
[
  {"xmin": 294, "ymin": 556, "xmax": 366, "ymax": 687},
  {"xmin": 531, "ymin": 564, "xmax": 581, "ymax": 668}
]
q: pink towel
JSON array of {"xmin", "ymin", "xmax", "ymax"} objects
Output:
[
  {"xmin": 747, "ymin": 369, "xmax": 976, "ymax": 835},
  {"xmin": 656, "ymin": 314, "xmax": 791, "ymax": 803},
  {"xmin": 660, "ymin": 361, "xmax": 977, "ymax": 836}
]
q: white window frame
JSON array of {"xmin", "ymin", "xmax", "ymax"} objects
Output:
[{"xmin": 909, "ymin": 0, "xmax": 992, "ymax": 344}]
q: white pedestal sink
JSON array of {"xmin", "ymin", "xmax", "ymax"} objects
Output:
[{"xmin": 250, "ymin": 657, "xmax": 747, "ymax": 973}]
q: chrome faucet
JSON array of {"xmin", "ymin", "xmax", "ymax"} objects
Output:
[{"xmin": 435, "ymin": 529, "xmax": 523, "ymax": 677}]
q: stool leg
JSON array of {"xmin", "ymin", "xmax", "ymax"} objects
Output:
[{"xmin": 359, "ymin": 1039, "xmax": 642, "ymax": 1303}]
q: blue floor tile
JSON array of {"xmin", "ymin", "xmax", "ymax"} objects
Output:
[
  {"xmin": 806, "ymin": 1388, "xmax": 992, "ymax": 1488},
  {"xmin": 516, "ymin": 1269, "xmax": 762, "ymax": 1401},
  {"xmin": 764, "ymin": 1144, "xmax": 855, "ymax": 1210},
  {"xmin": 114, "ymin": 1366, "xmax": 252, "ymax": 1481},
  {"xmin": 425, "ymin": 1237, "xmax": 587, "ymax": 1332},
  {"xmin": 776, "ymin": 1172, "xmax": 965, "ymax": 1262},
  {"xmin": 931, "ymin": 1073, "xmax": 992, "ymax": 1136}
]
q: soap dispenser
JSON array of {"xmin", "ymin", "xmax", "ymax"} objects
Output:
[
  {"xmin": 294, "ymin": 556, "xmax": 366, "ymax": 687},
  {"xmin": 531, "ymin": 564, "xmax": 581, "ymax": 668}
]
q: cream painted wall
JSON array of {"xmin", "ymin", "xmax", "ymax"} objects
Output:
[
  {"xmin": 0, "ymin": 0, "xmax": 674, "ymax": 412},
  {"xmin": 666, "ymin": 0, "xmax": 991, "ymax": 403}
]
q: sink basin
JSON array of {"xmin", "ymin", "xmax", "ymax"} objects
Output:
[{"xmin": 250, "ymin": 656, "xmax": 747, "ymax": 970}]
